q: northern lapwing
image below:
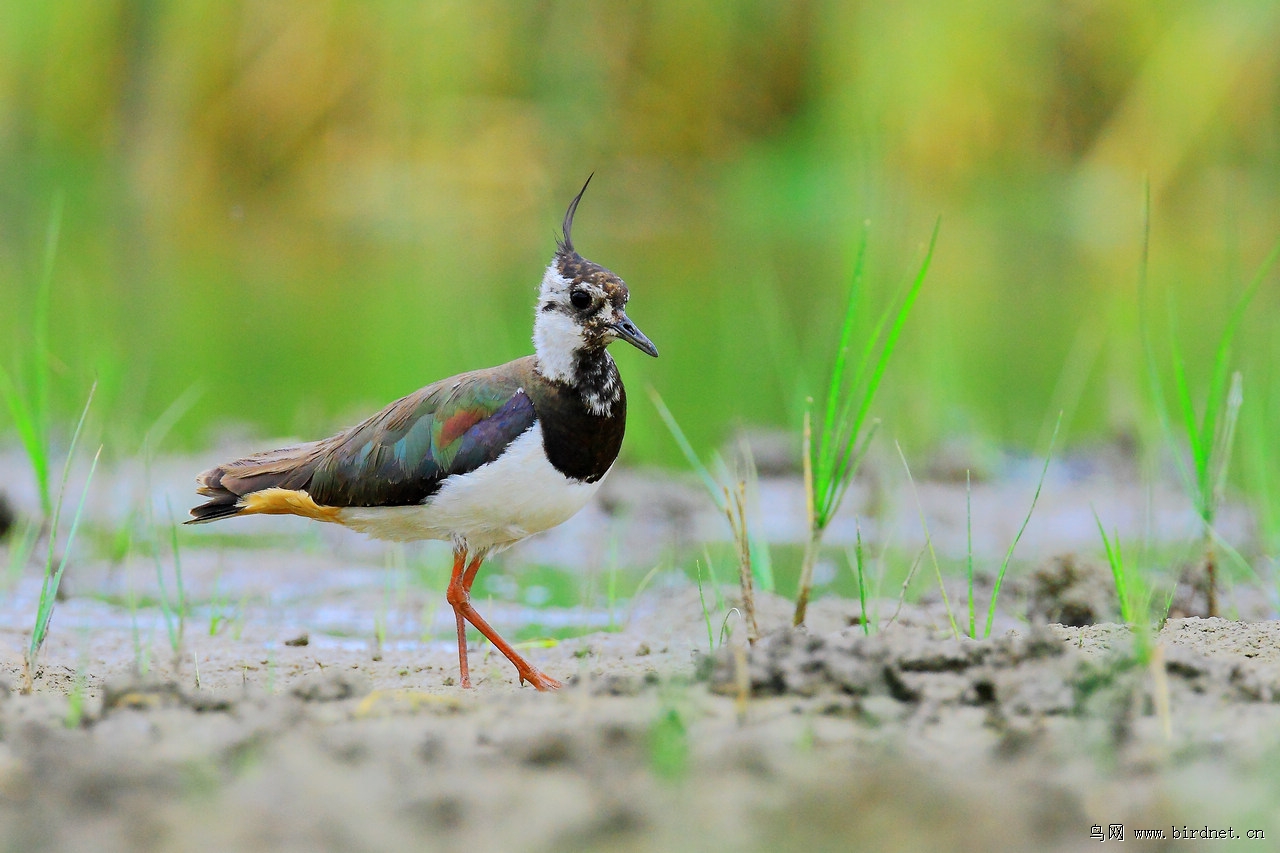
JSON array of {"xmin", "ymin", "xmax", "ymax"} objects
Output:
[{"xmin": 187, "ymin": 176, "xmax": 657, "ymax": 690}]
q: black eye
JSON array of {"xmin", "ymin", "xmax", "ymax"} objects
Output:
[{"xmin": 569, "ymin": 290, "xmax": 592, "ymax": 310}]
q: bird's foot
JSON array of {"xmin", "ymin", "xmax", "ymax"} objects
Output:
[{"xmin": 518, "ymin": 667, "xmax": 563, "ymax": 691}]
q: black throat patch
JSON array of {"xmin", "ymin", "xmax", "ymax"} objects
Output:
[{"xmin": 528, "ymin": 355, "xmax": 626, "ymax": 483}]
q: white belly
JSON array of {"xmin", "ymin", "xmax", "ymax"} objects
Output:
[{"xmin": 336, "ymin": 424, "xmax": 606, "ymax": 549}]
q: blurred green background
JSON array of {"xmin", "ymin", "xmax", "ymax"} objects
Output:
[{"xmin": 2, "ymin": 0, "xmax": 1279, "ymax": 471}]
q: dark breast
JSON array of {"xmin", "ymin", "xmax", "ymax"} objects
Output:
[{"xmin": 526, "ymin": 367, "xmax": 626, "ymax": 483}]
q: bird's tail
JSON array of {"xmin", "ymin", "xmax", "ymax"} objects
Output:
[
  {"xmin": 187, "ymin": 493, "xmax": 243, "ymax": 524},
  {"xmin": 186, "ymin": 443, "xmax": 327, "ymax": 525}
]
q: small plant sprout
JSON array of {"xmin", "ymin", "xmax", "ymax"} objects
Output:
[
  {"xmin": 896, "ymin": 441, "xmax": 959, "ymax": 638},
  {"xmin": 1094, "ymin": 509, "xmax": 1132, "ymax": 625},
  {"xmin": 723, "ymin": 480, "xmax": 759, "ymax": 645},
  {"xmin": 966, "ymin": 471, "xmax": 975, "ymax": 639},
  {"xmin": 1140, "ymin": 186, "xmax": 1280, "ymax": 616},
  {"xmin": 1093, "ymin": 509, "xmax": 1170, "ymax": 667},
  {"xmin": 794, "ymin": 218, "xmax": 939, "ymax": 626},
  {"xmin": 851, "ymin": 517, "xmax": 870, "ymax": 635},
  {"xmin": 700, "ymin": 547, "xmax": 726, "ymax": 612},
  {"xmin": 128, "ymin": 562, "xmax": 151, "ymax": 677},
  {"xmin": 649, "ymin": 386, "xmax": 775, "ymax": 592},
  {"xmin": 694, "ymin": 559, "xmax": 715, "ymax": 653},
  {"xmin": 718, "ymin": 607, "xmax": 744, "ymax": 647},
  {"xmin": 885, "ymin": 546, "xmax": 927, "ymax": 630},
  {"xmin": 845, "ymin": 524, "xmax": 893, "ymax": 634},
  {"xmin": 24, "ymin": 382, "xmax": 100, "ymax": 693},
  {"xmin": 981, "ymin": 412, "xmax": 1061, "ymax": 639},
  {"xmin": 153, "ymin": 496, "xmax": 188, "ymax": 670}
]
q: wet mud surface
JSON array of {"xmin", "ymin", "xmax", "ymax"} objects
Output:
[
  {"xmin": 0, "ymin": 449, "xmax": 1278, "ymax": 851},
  {"xmin": 1, "ymin": 590, "xmax": 1278, "ymax": 852}
]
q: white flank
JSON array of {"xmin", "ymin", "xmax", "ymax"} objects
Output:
[{"xmin": 337, "ymin": 424, "xmax": 605, "ymax": 549}]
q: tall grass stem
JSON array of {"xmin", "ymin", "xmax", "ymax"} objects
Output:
[
  {"xmin": 982, "ymin": 411, "xmax": 1061, "ymax": 638},
  {"xmin": 24, "ymin": 380, "xmax": 98, "ymax": 690}
]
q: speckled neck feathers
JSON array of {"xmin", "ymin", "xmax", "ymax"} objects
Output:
[
  {"xmin": 532, "ymin": 253, "xmax": 631, "ymax": 417},
  {"xmin": 570, "ymin": 348, "xmax": 622, "ymax": 417}
]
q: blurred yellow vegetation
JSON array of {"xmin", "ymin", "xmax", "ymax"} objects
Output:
[{"xmin": 0, "ymin": 1, "xmax": 1277, "ymax": 465}]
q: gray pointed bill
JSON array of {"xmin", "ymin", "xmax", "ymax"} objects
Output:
[{"xmin": 611, "ymin": 311, "xmax": 659, "ymax": 357}]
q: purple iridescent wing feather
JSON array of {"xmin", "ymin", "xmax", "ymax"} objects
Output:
[{"xmin": 306, "ymin": 373, "xmax": 536, "ymax": 507}]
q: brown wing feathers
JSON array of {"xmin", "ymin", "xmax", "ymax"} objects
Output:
[
  {"xmin": 187, "ymin": 442, "xmax": 327, "ymax": 524},
  {"xmin": 186, "ymin": 380, "xmax": 438, "ymax": 525},
  {"xmin": 186, "ymin": 363, "xmax": 539, "ymax": 526}
]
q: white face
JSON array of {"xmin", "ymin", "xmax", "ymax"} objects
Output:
[{"xmin": 532, "ymin": 257, "xmax": 630, "ymax": 383}]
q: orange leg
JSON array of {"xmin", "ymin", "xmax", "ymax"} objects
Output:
[
  {"xmin": 445, "ymin": 547, "xmax": 562, "ymax": 691},
  {"xmin": 447, "ymin": 548, "xmax": 473, "ymax": 688}
]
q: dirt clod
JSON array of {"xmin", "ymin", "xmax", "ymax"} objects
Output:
[
  {"xmin": 1168, "ymin": 561, "xmax": 1213, "ymax": 618},
  {"xmin": 291, "ymin": 671, "xmax": 368, "ymax": 702},
  {"xmin": 1027, "ymin": 553, "xmax": 1116, "ymax": 626}
]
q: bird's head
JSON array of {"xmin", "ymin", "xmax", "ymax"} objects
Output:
[{"xmin": 533, "ymin": 176, "xmax": 658, "ymax": 383}]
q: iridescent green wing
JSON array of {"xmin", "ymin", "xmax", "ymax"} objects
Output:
[{"xmin": 306, "ymin": 369, "xmax": 536, "ymax": 507}]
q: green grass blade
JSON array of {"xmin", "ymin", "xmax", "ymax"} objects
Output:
[
  {"xmin": 648, "ymin": 385, "xmax": 723, "ymax": 507},
  {"xmin": 1037, "ymin": 319, "xmax": 1105, "ymax": 452},
  {"xmin": 896, "ymin": 440, "xmax": 958, "ymax": 639},
  {"xmin": 1147, "ymin": 226, "xmax": 1278, "ymax": 532},
  {"xmin": 1210, "ymin": 372, "xmax": 1244, "ymax": 514},
  {"xmin": 748, "ymin": 534, "xmax": 774, "ymax": 593},
  {"xmin": 1165, "ymin": 299, "xmax": 1207, "ymax": 500},
  {"xmin": 813, "ymin": 218, "xmax": 939, "ymax": 531},
  {"xmin": 695, "ymin": 560, "xmax": 715, "ymax": 653},
  {"xmin": 36, "ymin": 380, "xmax": 97, "ymax": 592},
  {"xmin": 727, "ymin": 438, "xmax": 776, "ymax": 593},
  {"xmin": 29, "ymin": 194, "xmax": 62, "ymax": 516},
  {"xmin": 151, "ymin": 511, "xmax": 179, "ymax": 654},
  {"xmin": 825, "ymin": 421, "xmax": 879, "ymax": 531},
  {"xmin": 814, "ymin": 228, "xmax": 913, "ymax": 525},
  {"xmin": 966, "ymin": 469, "xmax": 975, "ymax": 639},
  {"xmin": 29, "ymin": 445, "xmax": 102, "ymax": 662},
  {"xmin": 166, "ymin": 496, "xmax": 188, "ymax": 654},
  {"xmin": 845, "ymin": 288, "xmax": 897, "ymax": 412},
  {"xmin": 983, "ymin": 410, "xmax": 1060, "ymax": 638},
  {"xmin": 27, "ymin": 380, "xmax": 98, "ymax": 668},
  {"xmin": 853, "ymin": 518, "xmax": 869, "ymax": 635},
  {"xmin": 843, "ymin": 269, "xmax": 920, "ymax": 445},
  {"xmin": 749, "ymin": 271, "xmax": 807, "ymax": 418},
  {"xmin": 1136, "ymin": 185, "xmax": 1194, "ymax": 511},
  {"xmin": 143, "ymin": 384, "xmax": 205, "ymax": 459},
  {"xmin": 651, "ymin": 385, "xmax": 774, "ymax": 592},
  {"xmin": 1093, "ymin": 509, "xmax": 1131, "ymax": 624},
  {"xmin": 845, "ymin": 217, "xmax": 939, "ymax": 475},
  {"xmin": 1202, "ymin": 522, "xmax": 1265, "ymax": 603},
  {"xmin": 0, "ymin": 365, "xmax": 50, "ymax": 517},
  {"xmin": 1203, "ymin": 239, "xmax": 1280, "ymax": 435},
  {"xmin": 815, "ymin": 222, "xmax": 871, "ymax": 492}
]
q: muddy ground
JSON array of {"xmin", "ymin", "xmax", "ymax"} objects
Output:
[{"xmin": 0, "ymin": 447, "xmax": 1278, "ymax": 852}]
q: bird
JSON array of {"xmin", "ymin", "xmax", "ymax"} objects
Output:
[{"xmin": 187, "ymin": 176, "xmax": 657, "ymax": 690}]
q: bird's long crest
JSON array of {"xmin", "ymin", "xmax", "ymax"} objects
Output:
[{"xmin": 557, "ymin": 173, "xmax": 594, "ymax": 255}]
